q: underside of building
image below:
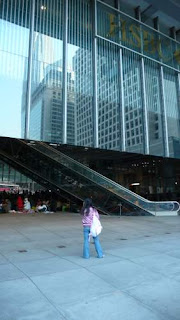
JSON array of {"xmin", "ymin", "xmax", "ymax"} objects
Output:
[{"xmin": 0, "ymin": 137, "xmax": 179, "ymax": 216}]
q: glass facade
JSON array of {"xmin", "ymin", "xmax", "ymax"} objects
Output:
[
  {"xmin": 0, "ymin": 0, "xmax": 30, "ymax": 138},
  {"xmin": 0, "ymin": 0, "xmax": 180, "ymax": 159},
  {"xmin": 123, "ymin": 50, "xmax": 144, "ymax": 154},
  {"xmin": 97, "ymin": 39, "xmax": 120, "ymax": 150},
  {"xmin": 29, "ymin": 0, "xmax": 64, "ymax": 143},
  {"xmin": 0, "ymin": 159, "xmax": 36, "ymax": 191},
  {"xmin": 144, "ymin": 60, "xmax": 164, "ymax": 156},
  {"xmin": 68, "ymin": 0, "xmax": 93, "ymax": 146}
]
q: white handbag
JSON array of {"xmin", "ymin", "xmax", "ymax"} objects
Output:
[{"xmin": 90, "ymin": 214, "xmax": 102, "ymax": 237}]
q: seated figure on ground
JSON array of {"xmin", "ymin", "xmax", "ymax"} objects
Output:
[{"xmin": 24, "ymin": 198, "xmax": 31, "ymax": 213}]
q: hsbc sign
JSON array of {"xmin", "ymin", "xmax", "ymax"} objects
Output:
[{"xmin": 97, "ymin": 2, "xmax": 180, "ymax": 70}]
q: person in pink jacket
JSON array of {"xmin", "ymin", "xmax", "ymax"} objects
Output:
[{"xmin": 81, "ymin": 198, "xmax": 104, "ymax": 259}]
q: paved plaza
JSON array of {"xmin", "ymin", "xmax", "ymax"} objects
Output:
[{"xmin": 0, "ymin": 212, "xmax": 180, "ymax": 320}]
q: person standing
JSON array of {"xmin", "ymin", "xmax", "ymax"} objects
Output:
[
  {"xmin": 81, "ymin": 198, "xmax": 104, "ymax": 259},
  {"xmin": 16, "ymin": 195, "xmax": 23, "ymax": 212}
]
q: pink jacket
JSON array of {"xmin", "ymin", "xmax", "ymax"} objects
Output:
[{"xmin": 82, "ymin": 207, "xmax": 99, "ymax": 227}]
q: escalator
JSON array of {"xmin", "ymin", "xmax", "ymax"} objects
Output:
[{"xmin": 0, "ymin": 137, "xmax": 179, "ymax": 216}]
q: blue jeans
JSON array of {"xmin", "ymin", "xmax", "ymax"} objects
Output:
[{"xmin": 83, "ymin": 226, "xmax": 103, "ymax": 258}]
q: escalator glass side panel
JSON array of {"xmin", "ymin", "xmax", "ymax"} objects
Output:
[
  {"xmin": 1, "ymin": 137, "xmax": 179, "ymax": 215},
  {"xmin": 30, "ymin": 141, "xmax": 180, "ymax": 214}
]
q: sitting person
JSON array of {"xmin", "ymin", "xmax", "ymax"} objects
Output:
[
  {"xmin": 36, "ymin": 201, "xmax": 47, "ymax": 213},
  {"xmin": 2, "ymin": 199, "xmax": 11, "ymax": 213},
  {"xmin": 24, "ymin": 198, "xmax": 31, "ymax": 213}
]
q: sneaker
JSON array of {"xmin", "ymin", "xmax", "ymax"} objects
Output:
[{"xmin": 97, "ymin": 254, "xmax": 105, "ymax": 258}]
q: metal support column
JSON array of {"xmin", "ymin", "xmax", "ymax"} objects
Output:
[
  {"xmin": 141, "ymin": 57, "xmax": 149, "ymax": 154},
  {"xmin": 135, "ymin": 6, "xmax": 141, "ymax": 20},
  {"xmin": 135, "ymin": 6, "xmax": 149, "ymax": 154},
  {"xmin": 153, "ymin": 17, "xmax": 159, "ymax": 30},
  {"xmin": 117, "ymin": 0, "xmax": 125, "ymax": 151},
  {"xmin": 178, "ymin": 73, "xmax": 180, "ymax": 98},
  {"xmin": 177, "ymin": 72, "xmax": 180, "ymax": 119},
  {"xmin": 24, "ymin": 0, "xmax": 35, "ymax": 139},
  {"xmin": 92, "ymin": 0, "xmax": 98, "ymax": 148},
  {"xmin": 62, "ymin": 0, "xmax": 68, "ymax": 144},
  {"xmin": 119, "ymin": 49, "xmax": 126, "ymax": 151},
  {"xmin": 153, "ymin": 16, "xmax": 169, "ymax": 157},
  {"xmin": 170, "ymin": 27, "xmax": 176, "ymax": 40},
  {"xmin": 160, "ymin": 66, "xmax": 169, "ymax": 157}
]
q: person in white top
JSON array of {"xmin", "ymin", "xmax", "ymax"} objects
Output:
[{"xmin": 24, "ymin": 198, "xmax": 31, "ymax": 213}]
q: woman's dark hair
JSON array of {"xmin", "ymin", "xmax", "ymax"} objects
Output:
[{"xmin": 81, "ymin": 198, "xmax": 93, "ymax": 216}]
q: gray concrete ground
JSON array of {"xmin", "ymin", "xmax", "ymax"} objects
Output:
[{"xmin": 0, "ymin": 212, "xmax": 180, "ymax": 320}]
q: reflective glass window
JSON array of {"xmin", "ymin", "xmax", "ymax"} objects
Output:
[
  {"xmin": 122, "ymin": 49, "xmax": 144, "ymax": 153},
  {"xmin": 29, "ymin": 0, "xmax": 63, "ymax": 143},
  {"xmin": 68, "ymin": 0, "xmax": 93, "ymax": 147},
  {"xmin": 97, "ymin": 39, "xmax": 120, "ymax": 150},
  {"xmin": 0, "ymin": 0, "xmax": 30, "ymax": 138},
  {"xmin": 164, "ymin": 70, "xmax": 180, "ymax": 159},
  {"xmin": 144, "ymin": 59, "xmax": 164, "ymax": 156}
]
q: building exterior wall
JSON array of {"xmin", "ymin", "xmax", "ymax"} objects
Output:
[{"xmin": 0, "ymin": 0, "xmax": 180, "ymax": 158}]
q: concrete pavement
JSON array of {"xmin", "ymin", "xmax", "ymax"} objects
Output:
[{"xmin": 0, "ymin": 212, "xmax": 180, "ymax": 320}]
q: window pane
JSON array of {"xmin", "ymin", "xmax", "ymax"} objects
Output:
[
  {"xmin": 29, "ymin": 0, "xmax": 63, "ymax": 143},
  {"xmin": 164, "ymin": 70, "xmax": 180, "ymax": 159},
  {"xmin": 68, "ymin": 0, "xmax": 93, "ymax": 147},
  {"xmin": 0, "ymin": 0, "xmax": 30, "ymax": 138},
  {"xmin": 122, "ymin": 50, "xmax": 144, "ymax": 153},
  {"xmin": 97, "ymin": 39, "xmax": 120, "ymax": 150},
  {"xmin": 144, "ymin": 59, "xmax": 164, "ymax": 156}
]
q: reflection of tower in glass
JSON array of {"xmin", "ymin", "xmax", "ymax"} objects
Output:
[
  {"xmin": 124, "ymin": 64, "xmax": 164, "ymax": 153},
  {"xmin": 21, "ymin": 33, "xmax": 56, "ymax": 138},
  {"xmin": 97, "ymin": 54, "xmax": 120, "ymax": 150},
  {"xmin": 21, "ymin": 33, "xmax": 75, "ymax": 144},
  {"xmin": 73, "ymin": 48, "xmax": 93, "ymax": 146},
  {"xmin": 31, "ymin": 33, "xmax": 55, "ymax": 94},
  {"xmin": 29, "ymin": 60, "xmax": 75, "ymax": 144},
  {"xmin": 145, "ymin": 74, "xmax": 163, "ymax": 148},
  {"xmin": 74, "ymin": 47, "xmax": 121, "ymax": 149},
  {"xmin": 21, "ymin": 63, "xmax": 28, "ymax": 138},
  {"xmin": 123, "ymin": 66, "xmax": 143, "ymax": 152},
  {"xmin": 69, "ymin": 45, "xmax": 165, "ymax": 152}
]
